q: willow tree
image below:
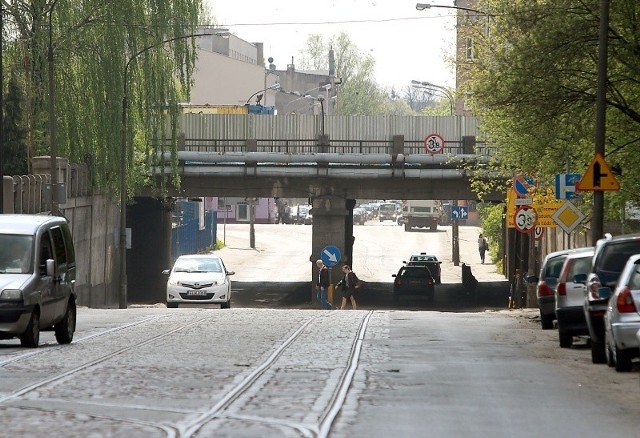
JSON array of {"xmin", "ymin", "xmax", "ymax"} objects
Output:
[
  {"xmin": 464, "ymin": 0, "xmax": 640, "ymax": 216},
  {"xmin": 2, "ymin": 0, "xmax": 204, "ymax": 196}
]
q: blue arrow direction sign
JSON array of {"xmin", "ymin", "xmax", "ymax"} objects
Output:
[
  {"xmin": 321, "ymin": 245, "xmax": 342, "ymax": 268},
  {"xmin": 451, "ymin": 206, "xmax": 469, "ymax": 220},
  {"xmin": 555, "ymin": 173, "xmax": 581, "ymax": 199}
]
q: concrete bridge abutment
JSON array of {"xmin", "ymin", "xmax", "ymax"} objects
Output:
[{"xmin": 309, "ymin": 195, "xmax": 354, "ymax": 305}]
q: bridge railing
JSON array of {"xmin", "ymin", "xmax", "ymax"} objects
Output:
[{"xmin": 165, "ymin": 114, "xmax": 499, "ymax": 157}]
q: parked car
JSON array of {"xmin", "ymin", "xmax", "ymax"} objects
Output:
[
  {"xmin": 578, "ymin": 233, "xmax": 640, "ymax": 363},
  {"xmin": 0, "ymin": 215, "xmax": 77, "ymax": 348},
  {"xmin": 404, "ymin": 253, "xmax": 442, "ymax": 284},
  {"xmin": 603, "ymin": 254, "xmax": 640, "ymax": 371},
  {"xmin": 392, "ymin": 265, "xmax": 435, "ymax": 304},
  {"xmin": 555, "ymin": 248, "xmax": 594, "ymax": 347},
  {"xmin": 533, "ymin": 248, "xmax": 589, "ymax": 330},
  {"xmin": 163, "ymin": 254, "xmax": 235, "ymax": 309}
]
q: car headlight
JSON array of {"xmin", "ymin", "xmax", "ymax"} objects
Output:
[
  {"xmin": 215, "ymin": 278, "xmax": 227, "ymax": 286},
  {"xmin": 167, "ymin": 278, "xmax": 180, "ymax": 286},
  {"xmin": 0, "ymin": 289, "xmax": 23, "ymax": 301}
]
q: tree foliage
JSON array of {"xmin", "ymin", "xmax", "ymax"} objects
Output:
[
  {"xmin": 2, "ymin": 0, "xmax": 204, "ymax": 196},
  {"xmin": 2, "ymin": 70, "xmax": 28, "ymax": 176},
  {"xmin": 464, "ymin": 0, "xmax": 640, "ymax": 219},
  {"xmin": 298, "ymin": 32, "xmax": 416, "ymax": 116}
]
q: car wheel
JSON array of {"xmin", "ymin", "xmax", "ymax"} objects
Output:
[
  {"xmin": 614, "ymin": 346, "xmax": 633, "ymax": 372},
  {"xmin": 559, "ymin": 331, "xmax": 573, "ymax": 348},
  {"xmin": 20, "ymin": 310, "xmax": 40, "ymax": 348},
  {"xmin": 167, "ymin": 303, "xmax": 178, "ymax": 308},
  {"xmin": 55, "ymin": 299, "xmax": 76, "ymax": 344},
  {"xmin": 590, "ymin": 339, "xmax": 607, "ymax": 364},
  {"xmin": 540, "ymin": 312, "xmax": 554, "ymax": 330},
  {"xmin": 221, "ymin": 300, "xmax": 231, "ymax": 309}
]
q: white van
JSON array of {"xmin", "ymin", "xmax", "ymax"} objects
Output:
[{"xmin": 0, "ymin": 215, "xmax": 77, "ymax": 347}]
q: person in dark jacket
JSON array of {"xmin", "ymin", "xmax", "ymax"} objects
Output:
[
  {"xmin": 336, "ymin": 264, "xmax": 359, "ymax": 310},
  {"xmin": 315, "ymin": 259, "xmax": 332, "ymax": 310}
]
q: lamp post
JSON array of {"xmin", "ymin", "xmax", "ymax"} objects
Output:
[
  {"xmin": 411, "ymin": 80, "xmax": 454, "ymax": 115},
  {"xmin": 0, "ymin": 5, "xmax": 3, "ymax": 213},
  {"xmin": 245, "ymin": 83, "xmax": 280, "ymax": 105},
  {"xmin": 416, "ymin": 3, "xmax": 494, "ymax": 16},
  {"xmin": 48, "ymin": 0, "xmax": 60, "ymax": 215},
  {"xmin": 119, "ymin": 29, "xmax": 228, "ymax": 309}
]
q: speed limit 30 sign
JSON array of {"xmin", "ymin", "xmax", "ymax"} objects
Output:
[
  {"xmin": 514, "ymin": 205, "xmax": 537, "ymax": 234},
  {"xmin": 423, "ymin": 133, "xmax": 445, "ymax": 155}
]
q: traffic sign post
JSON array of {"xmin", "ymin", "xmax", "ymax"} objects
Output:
[
  {"xmin": 321, "ymin": 245, "xmax": 342, "ymax": 268},
  {"xmin": 450, "ymin": 206, "xmax": 469, "ymax": 221},
  {"xmin": 514, "ymin": 205, "xmax": 537, "ymax": 234},
  {"xmin": 555, "ymin": 173, "xmax": 581, "ymax": 199},
  {"xmin": 423, "ymin": 133, "xmax": 445, "ymax": 155},
  {"xmin": 576, "ymin": 153, "xmax": 620, "ymax": 191}
]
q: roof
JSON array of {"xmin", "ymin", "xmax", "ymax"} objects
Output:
[{"xmin": 0, "ymin": 214, "xmax": 68, "ymax": 235}]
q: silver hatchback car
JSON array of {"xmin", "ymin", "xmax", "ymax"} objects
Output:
[
  {"xmin": 555, "ymin": 248, "xmax": 594, "ymax": 348},
  {"xmin": 163, "ymin": 254, "xmax": 235, "ymax": 309},
  {"xmin": 603, "ymin": 254, "xmax": 640, "ymax": 371}
]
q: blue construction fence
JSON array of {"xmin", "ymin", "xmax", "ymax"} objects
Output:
[{"xmin": 171, "ymin": 200, "xmax": 218, "ymax": 262}]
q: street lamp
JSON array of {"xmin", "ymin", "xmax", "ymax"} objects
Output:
[
  {"xmin": 411, "ymin": 80, "xmax": 454, "ymax": 115},
  {"xmin": 245, "ymin": 83, "xmax": 280, "ymax": 105},
  {"xmin": 48, "ymin": 0, "xmax": 60, "ymax": 215},
  {"xmin": 416, "ymin": 3, "xmax": 494, "ymax": 16},
  {"xmin": 119, "ymin": 28, "xmax": 228, "ymax": 309}
]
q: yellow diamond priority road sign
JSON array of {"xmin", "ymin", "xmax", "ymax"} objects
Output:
[{"xmin": 552, "ymin": 201, "xmax": 585, "ymax": 234}]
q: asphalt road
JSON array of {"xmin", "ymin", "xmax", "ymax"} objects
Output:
[{"xmin": 215, "ymin": 221, "xmax": 511, "ymax": 311}]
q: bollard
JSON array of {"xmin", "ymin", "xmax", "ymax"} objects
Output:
[{"xmin": 328, "ymin": 283, "xmax": 335, "ymax": 306}]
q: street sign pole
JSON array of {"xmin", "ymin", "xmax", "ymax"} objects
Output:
[{"xmin": 452, "ymin": 200, "xmax": 459, "ymax": 266}]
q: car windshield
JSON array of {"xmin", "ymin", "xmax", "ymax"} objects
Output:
[
  {"xmin": 543, "ymin": 256, "xmax": 566, "ymax": 282},
  {"xmin": 174, "ymin": 257, "xmax": 222, "ymax": 273},
  {"xmin": 0, "ymin": 235, "xmax": 33, "ymax": 274},
  {"xmin": 411, "ymin": 255, "xmax": 437, "ymax": 262}
]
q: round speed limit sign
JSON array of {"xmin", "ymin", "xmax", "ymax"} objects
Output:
[
  {"xmin": 423, "ymin": 133, "xmax": 445, "ymax": 155},
  {"xmin": 514, "ymin": 205, "xmax": 537, "ymax": 234}
]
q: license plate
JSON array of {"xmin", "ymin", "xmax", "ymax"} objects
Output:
[{"xmin": 187, "ymin": 290, "xmax": 208, "ymax": 296}]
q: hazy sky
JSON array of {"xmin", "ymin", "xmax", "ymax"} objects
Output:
[{"xmin": 206, "ymin": 0, "xmax": 458, "ymax": 91}]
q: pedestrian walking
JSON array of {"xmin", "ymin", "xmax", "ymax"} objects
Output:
[
  {"xmin": 336, "ymin": 264, "xmax": 360, "ymax": 310},
  {"xmin": 478, "ymin": 233, "xmax": 489, "ymax": 264},
  {"xmin": 315, "ymin": 259, "xmax": 332, "ymax": 310}
]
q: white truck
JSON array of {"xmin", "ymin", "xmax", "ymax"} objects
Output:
[{"xmin": 401, "ymin": 200, "xmax": 441, "ymax": 232}]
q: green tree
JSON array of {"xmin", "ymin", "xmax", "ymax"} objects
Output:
[
  {"xmin": 2, "ymin": 0, "xmax": 204, "ymax": 195},
  {"xmin": 2, "ymin": 70, "xmax": 28, "ymax": 176},
  {"xmin": 464, "ymin": 0, "xmax": 640, "ymax": 219},
  {"xmin": 298, "ymin": 32, "xmax": 390, "ymax": 116}
]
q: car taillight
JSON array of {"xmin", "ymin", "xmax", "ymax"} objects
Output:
[
  {"xmin": 427, "ymin": 278, "xmax": 433, "ymax": 285},
  {"xmin": 395, "ymin": 278, "xmax": 402, "ymax": 286},
  {"xmin": 589, "ymin": 281, "xmax": 602, "ymax": 299},
  {"xmin": 617, "ymin": 287, "xmax": 637, "ymax": 313},
  {"xmin": 557, "ymin": 283, "xmax": 567, "ymax": 296},
  {"xmin": 538, "ymin": 282, "xmax": 553, "ymax": 297}
]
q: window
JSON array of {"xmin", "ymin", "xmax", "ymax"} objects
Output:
[
  {"xmin": 237, "ymin": 203, "xmax": 249, "ymax": 221},
  {"xmin": 466, "ymin": 37, "xmax": 475, "ymax": 60},
  {"xmin": 50, "ymin": 227, "xmax": 68, "ymax": 265}
]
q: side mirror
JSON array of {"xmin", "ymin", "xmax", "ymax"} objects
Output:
[
  {"xmin": 161, "ymin": 269, "xmax": 170, "ymax": 275},
  {"xmin": 226, "ymin": 271, "xmax": 235, "ymax": 276},
  {"xmin": 392, "ymin": 274, "xmax": 397, "ymax": 278},
  {"xmin": 46, "ymin": 259, "xmax": 55, "ymax": 277},
  {"xmin": 573, "ymin": 273, "xmax": 587, "ymax": 284},
  {"xmin": 525, "ymin": 275, "xmax": 538, "ymax": 284}
]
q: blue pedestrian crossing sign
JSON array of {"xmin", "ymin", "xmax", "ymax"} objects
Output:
[
  {"xmin": 321, "ymin": 245, "xmax": 342, "ymax": 267},
  {"xmin": 451, "ymin": 206, "xmax": 469, "ymax": 220}
]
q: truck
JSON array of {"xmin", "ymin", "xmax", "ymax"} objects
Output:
[
  {"xmin": 401, "ymin": 200, "xmax": 441, "ymax": 232},
  {"xmin": 378, "ymin": 202, "xmax": 399, "ymax": 222}
]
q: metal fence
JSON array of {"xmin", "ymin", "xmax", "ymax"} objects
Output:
[{"xmin": 171, "ymin": 201, "xmax": 217, "ymax": 262}]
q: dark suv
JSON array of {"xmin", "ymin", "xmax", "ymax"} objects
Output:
[{"xmin": 577, "ymin": 233, "xmax": 640, "ymax": 363}]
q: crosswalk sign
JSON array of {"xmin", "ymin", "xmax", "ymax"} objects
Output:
[{"xmin": 576, "ymin": 153, "xmax": 620, "ymax": 191}]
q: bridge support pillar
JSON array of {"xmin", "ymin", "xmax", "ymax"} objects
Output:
[{"xmin": 309, "ymin": 195, "xmax": 349, "ymax": 306}]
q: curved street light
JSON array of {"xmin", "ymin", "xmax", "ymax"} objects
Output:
[
  {"xmin": 245, "ymin": 83, "xmax": 280, "ymax": 105},
  {"xmin": 416, "ymin": 3, "xmax": 494, "ymax": 16},
  {"xmin": 119, "ymin": 28, "xmax": 228, "ymax": 308},
  {"xmin": 411, "ymin": 80, "xmax": 454, "ymax": 115}
]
